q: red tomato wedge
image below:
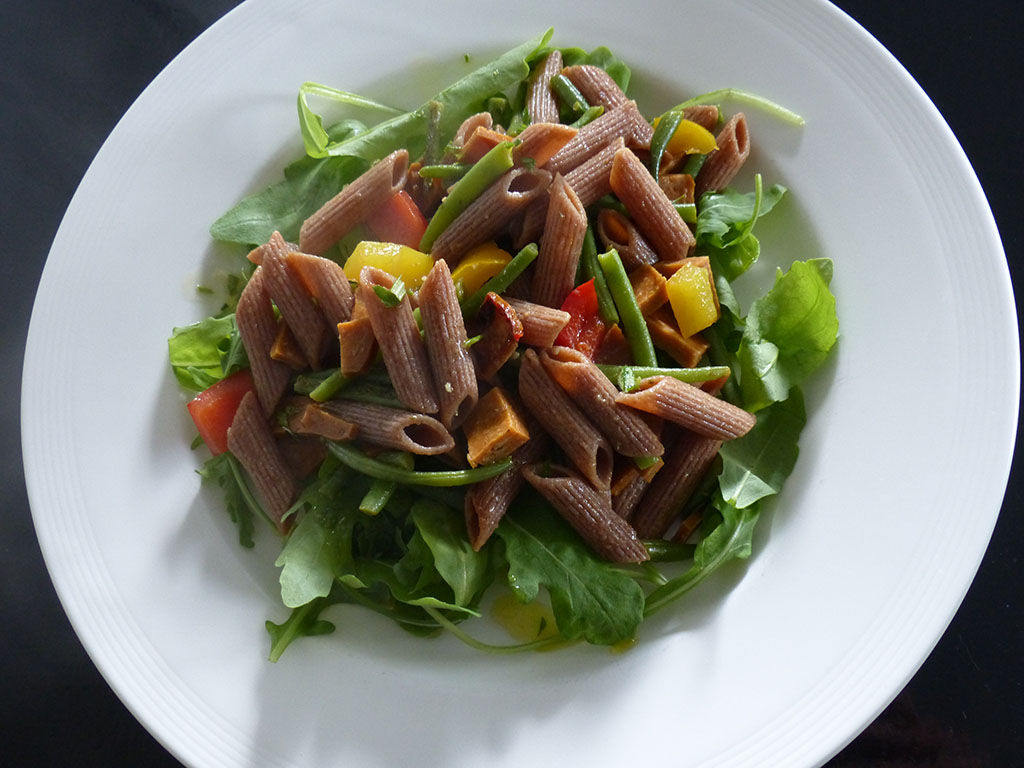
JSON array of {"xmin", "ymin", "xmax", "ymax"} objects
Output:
[
  {"xmin": 554, "ymin": 279, "xmax": 607, "ymax": 358},
  {"xmin": 366, "ymin": 190, "xmax": 428, "ymax": 249},
  {"xmin": 187, "ymin": 369, "xmax": 255, "ymax": 455}
]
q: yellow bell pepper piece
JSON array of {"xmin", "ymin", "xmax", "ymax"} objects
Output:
[
  {"xmin": 666, "ymin": 261, "xmax": 719, "ymax": 338},
  {"xmin": 343, "ymin": 241, "xmax": 434, "ymax": 288},
  {"xmin": 651, "ymin": 117, "xmax": 719, "ymax": 156},
  {"xmin": 449, "ymin": 242, "xmax": 513, "ymax": 295}
]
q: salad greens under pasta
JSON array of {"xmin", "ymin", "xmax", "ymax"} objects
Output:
[{"xmin": 168, "ymin": 29, "xmax": 838, "ymax": 660}]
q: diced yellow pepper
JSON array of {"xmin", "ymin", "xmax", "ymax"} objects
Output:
[
  {"xmin": 450, "ymin": 242, "xmax": 513, "ymax": 295},
  {"xmin": 651, "ymin": 117, "xmax": 718, "ymax": 156},
  {"xmin": 343, "ymin": 241, "xmax": 434, "ymax": 288},
  {"xmin": 666, "ymin": 262, "xmax": 719, "ymax": 338}
]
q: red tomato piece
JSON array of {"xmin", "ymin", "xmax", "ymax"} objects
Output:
[
  {"xmin": 554, "ymin": 279, "xmax": 607, "ymax": 358},
  {"xmin": 186, "ymin": 369, "xmax": 255, "ymax": 455},
  {"xmin": 366, "ymin": 190, "xmax": 428, "ymax": 249}
]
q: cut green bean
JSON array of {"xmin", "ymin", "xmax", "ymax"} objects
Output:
[
  {"xmin": 416, "ymin": 163, "xmax": 472, "ymax": 181},
  {"xmin": 596, "ymin": 249, "xmax": 658, "ymax": 367},
  {"xmin": 461, "ymin": 243, "xmax": 538, "ymax": 319},
  {"xmin": 579, "ymin": 228, "xmax": 619, "ymax": 325},
  {"xmin": 649, "ymin": 108, "xmax": 684, "ymax": 176},
  {"xmin": 674, "ymin": 202, "xmax": 697, "ymax": 224},
  {"xmin": 326, "ymin": 441, "xmax": 513, "ymax": 487},
  {"xmin": 680, "ymin": 153, "xmax": 707, "ymax": 178},
  {"xmin": 597, "ymin": 364, "xmax": 731, "ymax": 391},
  {"xmin": 550, "ymin": 74, "xmax": 589, "ymax": 119},
  {"xmin": 419, "ymin": 140, "xmax": 516, "ymax": 252},
  {"xmin": 309, "ymin": 369, "xmax": 349, "ymax": 402},
  {"xmin": 358, "ymin": 452, "xmax": 415, "ymax": 515},
  {"xmin": 569, "ymin": 104, "xmax": 604, "ymax": 129},
  {"xmin": 643, "ymin": 539, "xmax": 696, "ymax": 562}
]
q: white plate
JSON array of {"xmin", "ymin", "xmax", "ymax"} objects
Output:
[{"xmin": 22, "ymin": 1, "xmax": 1017, "ymax": 766}]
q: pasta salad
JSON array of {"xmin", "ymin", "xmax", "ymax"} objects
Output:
[{"xmin": 168, "ymin": 30, "xmax": 838, "ymax": 659}]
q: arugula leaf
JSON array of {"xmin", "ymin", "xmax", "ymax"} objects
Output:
[
  {"xmin": 266, "ymin": 596, "xmax": 337, "ymax": 662},
  {"xmin": 197, "ymin": 452, "xmax": 258, "ymax": 548},
  {"xmin": 644, "ymin": 495, "xmax": 761, "ymax": 616},
  {"xmin": 276, "ymin": 509, "xmax": 353, "ymax": 608},
  {"xmin": 410, "ymin": 500, "xmax": 491, "ymax": 607},
  {"xmin": 695, "ymin": 175, "xmax": 787, "ymax": 281},
  {"xmin": 718, "ymin": 389, "xmax": 806, "ymax": 509},
  {"xmin": 297, "ymin": 82, "xmax": 403, "ymax": 157},
  {"xmin": 497, "ymin": 492, "xmax": 645, "ymax": 645},
  {"xmin": 736, "ymin": 259, "xmax": 838, "ymax": 412},
  {"xmin": 168, "ymin": 314, "xmax": 238, "ymax": 391}
]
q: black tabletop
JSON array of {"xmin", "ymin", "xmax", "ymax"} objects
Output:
[{"xmin": 2, "ymin": 1, "xmax": 1020, "ymax": 766}]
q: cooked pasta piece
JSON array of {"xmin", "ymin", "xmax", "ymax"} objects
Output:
[
  {"xmin": 235, "ymin": 267, "xmax": 291, "ymax": 415},
  {"xmin": 532, "ymin": 174, "xmax": 587, "ymax": 307},
  {"xmin": 616, "ymin": 375, "xmax": 755, "ymax": 440},
  {"xmin": 429, "ymin": 167, "xmax": 551, "ymax": 265},
  {"xmin": 540, "ymin": 346, "xmax": 664, "ymax": 458},
  {"xmin": 521, "ymin": 464, "xmax": 649, "ymax": 563},
  {"xmin": 299, "ymin": 149, "xmax": 408, "ymax": 255},
  {"xmin": 518, "ymin": 348, "xmax": 613, "ymax": 488},
  {"xmin": 226, "ymin": 391, "xmax": 296, "ymax": 531},
  {"xmin": 526, "ymin": 49, "xmax": 562, "ymax": 124},
  {"xmin": 286, "ymin": 249, "xmax": 355, "ymax": 327},
  {"xmin": 561, "ymin": 64, "xmax": 628, "ymax": 110},
  {"xmin": 695, "ymin": 112, "xmax": 750, "ymax": 199},
  {"xmin": 612, "ymin": 471, "xmax": 649, "ymax": 520},
  {"xmin": 630, "ymin": 429, "xmax": 723, "ymax": 538},
  {"xmin": 459, "ymin": 126, "xmax": 513, "ymax": 164},
  {"xmin": 511, "ymin": 121, "xmax": 577, "ymax": 168},
  {"xmin": 322, "ymin": 399, "xmax": 454, "ymax": 455},
  {"xmin": 452, "ymin": 112, "xmax": 494, "ymax": 151},
  {"xmin": 504, "ymin": 298, "xmax": 570, "ymax": 347},
  {"xmin": 417, "ymin": 259, "xmax": 478, "ymax": 429},
  {"xmin": 596, "ymin": 208, "xmax": 659, "ymax": 269},
  {"xmin": 261, "ymin": 232, "xmax": 328, "ymax": 368},
  {"xmin": 358, "ymin": 266, "xmax": 439, "ymax": 414},
  {"xmin": 545, "ymin": 101, "xmax": 647, "ymax": 176},
  {"xmin": 464, "ymin": 430, "xmax": 548, "ymax": 551},
  {"xmin": 683, "ymin": 104, "xmax": 720, "ymax": 132},
  {"xmin": 610, "ymin": 147, "xmax": 696, "ymax": 260}
]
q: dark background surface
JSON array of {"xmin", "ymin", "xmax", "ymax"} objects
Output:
[{"xmin": 1, "ymin": 1, "xmax": 1020, "ymax": 765}]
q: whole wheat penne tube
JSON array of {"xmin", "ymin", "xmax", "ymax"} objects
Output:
[
  {"xmin": 540, "ymin": 346, "xmax": 664, "ymax": 458},
  {"xmin": 683, "ymin": 104, "xmax": 720, "ymax": 132},
  {"xmin": 545, "ymin": 101, "xmax": 646, "ymax": 177},
  {"xmin": 695, "ymin": 113, "xmax": 750, "ymax": 200},
  {"xmin": 562, "ymin": 64, "xmax": 628, "ymax": 110},
  {"xmin": 631, "ymin": 429, "xmax": 722, "ymax": 538},
  {"xmin": 299, "ymin": 149, "xmax": 408, "ymax": 255},
  {"xmin": 235, "ymin": 267, "xmax": 291, "ymax": 415},
  {"xmin": 504, "ymin": 298, "xmax": 570, "ymax": 347},
  {"xmin": 464, "ymin": 430, "xmax": 548, "ymax": 551},
  {"xmin": 518, "ymin": 348, "xmax": 613, "ymax": 488},
  {"xmin": 430, "ymin": 167, "xmax": 551, "ymax": 265},
  {"xmin": 526, "ymin": 49, "xmax": 562, "ymax": 124},
  {"xmin": 512, "ymin": 122, "xmax": 577, "ymax": 168},
  {"xmin": 358, "ymin": 266, "xmax": 439, "ymax": 414},
  {"xmin": 616, "ymin": 375, "xmax": 755, "ymax": 440},
  {"xmin": 261, "ymin": 232, "xmax": 328, "ymax": 368},
  {"xmin": 287, "ymin": 398, "xmax": 359, "ymax": 442},
  {"xmin": 322, "ymin": 399, "xmax": 454, "ymax": 455},
  {"xmin": 610, "ymin": 147, "xmax": 696, "ymax": 260},
  {"xmin": 532, "ymin": 174, "xmax": 587, "ymax": 307},
  {"xmin": 286, "ymin": 249, "xmax": 354, "ymax": 327},
  {"xmin": 522, "ymin": 464, "xmax": 649, "ymax": 563},
  {"xmin": 226, "ymin": 391, "xmax": 296, "ymax": 532},
  {"xmin": 613, "ymin": 472, "xmax": 650, "ymax": 520},
  {"xmin": 417, "ymin": 259, "xmax": 478, "ymax": 429}
]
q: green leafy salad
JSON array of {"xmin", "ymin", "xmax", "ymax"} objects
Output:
[{"xmin": 168, "ymin": 29, "xmax": 838, "ymax": 660}]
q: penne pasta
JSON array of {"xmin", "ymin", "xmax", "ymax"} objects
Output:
[
  {"xmin": 322, "ymin": 399, "xmax": 455, "ymax": 455},
  {"xmin": 545, "ymin": 101, "xmax": 647, "ymax": 176},
  {"xmin": 358, "ymin": 266, "xmax": 439, "ymax": 414},
  {"xmin": 518, "ymin": 348, "xmax": 613, "ymax": 488},
  {"xmin": 695, "ymin": 112, "xmax": 750, "ymax": 200},
  {"xmin": 261, "ymin": 231, "xmax": 328, "ymax": 368},
  {"xmin": 610, "ymin": 147, "xmax": 696, "ymax": 260},
  {"xmin": 616, "ymin": 375, "xmax": 755, "ymax": 440},
  {"xmin": 512, "ymin": 121, "xmax": 578, "ymax": 168},
  {"xmin": 504, "ymin": 297, "xmax": 570, "ymax": 347},
  {"xmin": 532, "ymin": 174, "xmax": 587, "ymax": 308},
  {"xmin": 526, "ymin": 50, "xmax": 562, "ymax": 125},
  {"xmin": 521, "ymin": 464, "xmax": 649, "ymax": 563},
  {"xmin": 299, "ymin": 149, "xmax": 408, "ymax": 255},
  {"xmin": 417, "ymin": 259, "xmax": 479, "ymax": 429},
  {"xmin": 286, "ymin": 249, "xmax": 355, "ymax": 327},
  {"xmin": 596, "ymin": 208, "xmax": 659, "ymax": 269},
  {"xmin": 561, "ymin": 64, "xmax": 628, "ymax": 110},
  {"xmin": 235, "ymin": 267, "xmax": 291, "ymax": 415}
]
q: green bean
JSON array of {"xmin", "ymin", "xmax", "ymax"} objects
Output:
[
  {"xmin": 596, "ymin": 364, "xmax": 731, "ymax": 391},
  {"xmin": 358, "ymin": 452, "xmax": 414, "ymax": 515},
  {"xmin": 416, "ymin": 163, "xmax": 472, "ymax": 181},
  {"xmin": 569, "ymin": 104, "xmax": 604, "ymax": 129},
  {"xmin": 460, "ymin": 242, "xmax": 538, "ymax": 319},
  {"xmin": 550, "ymin": 74, "xmax": 589, "ymax": 119},
  {"xmin": 649, "ymin": 107, "xmax": 684, "ymax": 176},
  {"xmin": 308, "ymin": 369, "xmax": 349, "ymax": 402},
  {"xmin": 326, "ymin": 441, "xmax": 513, "ymax": 487},
  {"xmin": 419, "ymin": 140, "xmax": 516, "ymax": 252},
  {"xmin": 596, "ymin": 249, "xmax": 658, "ymax": 367},
  {"xmin": 674, "ymin": 202, "xmax": 697, "ymax": 224},
  {"xmin": 579, "ymin": 228, "xmax": 619, "ymax": 325},
  {"xmin": 680, "ymin": 153, "xmax": 707, "ymax": 177}
]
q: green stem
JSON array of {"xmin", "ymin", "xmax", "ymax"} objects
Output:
[
  {"xmin": 596, "ymin": 363, "xmax": 731, "ymax": 391},
  {"xmin": 579, "ymin": 228, "xmax": 619, "ymax": 325},
  {"xmin": 596, "ymin": 249, "xmax": 658, "ymax": 367},
  {"xmin": 422, "ymin": 606, "xmax": 568, "ymax": 654},
  {"xmin": 673, "ymin": 88, "xmax": 805, "ymax": 126},
  {"xmin": 326, "ymin": 441, "xmax": 512, "ymax": 487}
]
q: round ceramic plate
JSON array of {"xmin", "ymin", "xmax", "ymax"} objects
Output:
[{"xmin": 22, "ymin": 0, "xmax": 1017, "ymax": 766}]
